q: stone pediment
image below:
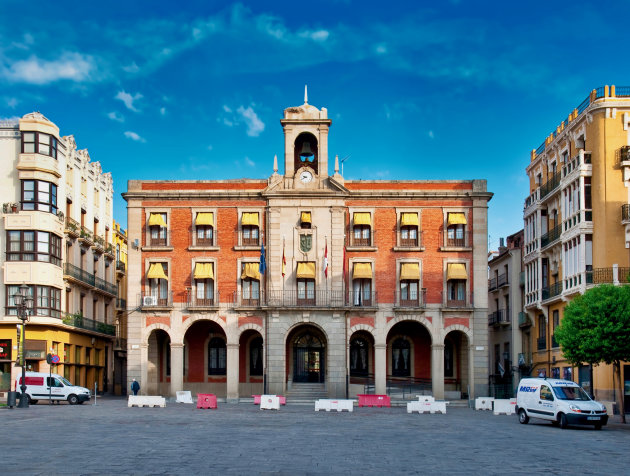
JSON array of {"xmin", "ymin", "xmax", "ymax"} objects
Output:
[{"xmin": 263, "ymin": 173, "xmax": 348, "ymax": 197}]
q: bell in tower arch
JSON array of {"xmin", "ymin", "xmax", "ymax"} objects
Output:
[
  {"xmin": 294, "ymin": 132, "xmax": 318, "ymax": 172},
  {"xmin": 300, "ymin": 142, "xmax": 314, "ymax": 161}
]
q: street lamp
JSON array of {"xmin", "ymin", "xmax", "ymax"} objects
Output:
[{"xmin": 14, "ymin": 283, "xmax": 33, "ymax": 408}]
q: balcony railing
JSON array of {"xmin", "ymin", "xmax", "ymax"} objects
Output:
[
  {"xmin": 537, "ymin": 336, "xmax": 546, "ymax": 351},
  {"xmin": 79, "ymin": 227, "xmax": 94, "ymax": 245},
  {"xmin": 114, "ymin": 337, "xmax": 127, "ymax": 351},
  {"xmin": 63, "ymin": 262, "xmax": 95, "ymax": 287},
  {"xmin": 443, "ymin": 231, "xmax": 472, "ymax": 248},
  {"xmin": 116, "ymin": 298, "xmax": 126, "ymax": 309},
  {"xmin": 348, "ymin": 230, "xmax": 376, "ymax": 248},
  {"xmin": 62, "ymin": 313, "xmax": 115, "ymax": 336},
  {"xmin": 446, "ymin": 299, "xmax": 467, "ymax": 308},
  {"xmin": 396, "ymin": 288, "xmax": 427, "ymax": 308},
  {"xmin": 551, "ymin": 334, "xmax": 559, "ymax": 348},
  {"xmin": 497, "ymin": 273, "xmax": 508, "ymax": 287},
  {"xmin": 116, "ymin": 260, "xmax": 126, "ymax": 273},
  {"xmin": 488, "ymin": 277, "xmax": 497, "ymax": 291},
  {"xmin": 539, "ymin": 171, "xmax": 561, "ymax": 199},
  {"xmin": 140, "ymin": 292, "xmax": 173, "ymax": 308},
  {"xmin": 540, "ymin": 224, "xmax": 562, "ymax": 248},
  {"xmin": 94, "ymin": 275, "xmax": 117, "ymax": 296},
  {"xmin": 519, "ymin": 271, "xmax": 525, "ymax": 287},
  {"xmin": 542, "ymin": 281, "xmax": 562, "ymax": 300},
  {"xmin": 518, "ymin": 312, "xmax": 531, "ymax": 327},
  {"xmin": 396, "ymin": 230, "xmax": 423, "ymax": 248},
  {"xmin": 622, "ymin": 204, "xmax": 630, "ymax": 222},
  {"xmin": 65, "ymin": 217, "xmax": 80, "ymax": 237},
  {"xmin": 586, "ymin": 268, "xmax": 613, "ymax": 284},
  {"xmin": 187, "ymin": 292, "xmax": 221, "ymax": 308},
  {"xmin": 488, "ymin": 309, "xmax": 510, "ymax": 326}
]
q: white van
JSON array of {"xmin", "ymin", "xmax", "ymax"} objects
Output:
[
  {"xmin": 15, "ymin": 372, "xmax": 91, "ymax": 405},
  {"xmin": 516, "ymin": 378, "xmax": 608, "ymax": 429}
]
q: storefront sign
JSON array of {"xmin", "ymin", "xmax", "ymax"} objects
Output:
[
  {"xmin": 0, "ymin": 339, "xmax": 11, "ymax": 360},
  {"xmin": 24, "ymin": 350, "xmax": 46, "ymax": 359}
]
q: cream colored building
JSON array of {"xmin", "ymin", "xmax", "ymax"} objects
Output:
[
  {"xmin": 0, "ymin": 113, "xmax": 117, "ymax": 398},
  {"xmin": 523, "ymin": 85, "xmax": 630, "ymax": 409}
]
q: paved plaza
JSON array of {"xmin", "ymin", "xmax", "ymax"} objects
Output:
[{"xmin": 2, "ymin": 397, "xmax": 629, "ymax": 475}]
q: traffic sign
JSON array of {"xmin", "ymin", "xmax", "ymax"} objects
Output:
[{"xmin": 51, "ymin": 354, "xmax": 60, "ymax": 364}]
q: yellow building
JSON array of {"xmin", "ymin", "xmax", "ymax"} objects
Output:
[
  {"xmin": 113, "ymin": 221, "xmax": 128, "ymax": 395},
  {"xmin": 523, "ymin": 85, "xmax": 630, "ymax": 410},
  {"xmin": 0, "ymin": 113, "xmax": 117, "ymax": 400}
]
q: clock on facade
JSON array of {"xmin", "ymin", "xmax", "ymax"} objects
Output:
[{"xmin": 300, "ymin": 171, "xmax": 313, "ymax": 183}]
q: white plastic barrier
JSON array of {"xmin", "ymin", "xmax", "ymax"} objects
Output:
[
  {"xmin": 417, "ymin": 395, "xmax": 435, "ymax": 403},
  {"xmin": 128, "ymin": 395, "xmax": 166, "ymax": 408},
  {"xmin": 176, "ymin": 391, "xmax": 193, "ymax": 404},
  {"xmin": 493, "ymin": 398, "xmax": 516, "ymax": 415},
  {"xmin": 260, "ymin": 395, "xmax": 280, "ymax": 410},
  {"xmin": 407, "ymin": 401, "xmax": 446, "ymax": 414},
  {"xmin": 329, "ymin": 400, "xmax": 354, "ymax": 412},
  {"xmin": 475, "ymin": 397, "xmax": 494, "ymax": 411},
  {"xmin": 315, "ymin": 399, "xmax": 331, "ymax": 411}
]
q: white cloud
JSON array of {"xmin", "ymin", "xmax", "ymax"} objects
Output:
[
  {"xmin": 6, "ymin": 97, "xmax": 18, "ymax": 108},
  {"xmin": 115, "ymin": 90, "xmax": 143, "ymax": 112},
  {"xmin": 428, "ymin": 130, "xmax": 434, "ymax": 139},
  {"xmin": 122, "ymin": 62, "xmax": 140, "ymax": 73},
  {"xmin": 237, "ymin": 105, "xmax": 265, "ymax": 137},
  {"xmin": 2, "ymin": 52, "xmax": 95, "ymax": 84},
  {"xmin": 207, "ymin": 145, "xmax": 213, "ymax": 151},
  {"xmin": 244, "ymin": 156, "xmax": 256, "ymax": 167},
  {"xmin": 124, "ymin": 131, "xmax": 146, "ymax": 142},
  {"xmin": 159, "ymin": 107, "xmax": 166, "ymax": 116},
  {"xmin": 299, "ymin": 29, "xmax": 330, "ymax": 42},
  {"xmin": 107, "ymin": 111, "xmax": 124, "ymax": 122}
]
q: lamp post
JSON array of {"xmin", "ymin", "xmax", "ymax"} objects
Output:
[{"xmin": 14, "ymin": 283, "xmax": 33, "ymax": 408}]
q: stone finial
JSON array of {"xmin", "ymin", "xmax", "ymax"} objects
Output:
[
  {"xmin": 304, "ymin": 85, "xmax": 308, "ymax": 105},
  {"xmin": 273, "ymin": 154, "xmax": 278, "ymax": 173},
  {"xmin": 334, "ymin": 155, "xmax": 339, "ymax": 173}
]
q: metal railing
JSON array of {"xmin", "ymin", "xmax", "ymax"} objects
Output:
[
  {"xmin": 497, "ymin": 273, "xmax": 508, "ymax": 287},
  {"xmin": 622, "ymin": 204, "xmax": 630, "ymax": 222},
  {"xmin": 348, "ymin": 230, "xmax": 376, "ymax": 247},
  {"xmin": 396, "ymin": 230, "xmax": 423, "ymax": 248},
  {"xmin": 540, "ymin": 171, "xmax": 561, "ymax": 199},
  {"xmin": 537, "ymin": 336, "xmax": 546, "ymax": 350},
  {"xmin": 116, "ymin": 298, "xmax": 126, "ymax": 309},
  {"xmin": 116, "ymin": 260, "xmax": 126, "ymax": 273},
  {"xmin": 444, "ymin": 230, "xmax": 472, "ymax": 248},
  {"xmin": 114, "ymin": 337, "xmax": 127, "ymax": 351},
  {"xmin": 65, "ymin": 217, "xmax": 80, "ymax": 235},
  {"xmin": 518, "ymin": 312, "xmax": 530, "ymax": 327},
  {"xmin": 396, "ymin": 288, "xmax": 427, "ymax": 308},
  {"xmin": 540, "ymin": 223, "xmax": 562, "ymax": 248},
  {"xmin": 488, "ymin": 309, "xmax": 510, "ymax": 326},
  {"xmin": 542, "ymin": 281, "xmax": 562, "ymax": 300},
  {"xmin": 63, "ymin": 262, "xmax": 95, "ymax": 287},
  {"xmin": 94, "ymin": 275, "xmax": 117, "ymax": 295},
  {"xmin": 551, "ymin": 334, "xmax": 559, "ymax": 348},
  {"xmin": 586, "ymin": 268, "xmax": 613, "ymax": 284},
  {"xmin": 619, "ymin": 267, "xmax": 630, "ymax": 284},
  {"xmin": 62, "ymin": 313, "xmax": 115, "ymax": 336},
  {"xmin": 79, "ymin": 227, "xmax": 94, "ymax": 245},
  {"xmin": 186, "ymin": 292, "xmax": 221, "ymax": 308},
  {"xmin": 488, "ymin": 277, "xmax": 497, "ymax": 291},
  {"xmin": 446, "ymin": 299, "xmax": 467, "ymax": 308}
]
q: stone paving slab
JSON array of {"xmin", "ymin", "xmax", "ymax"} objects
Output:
[{"xmin": 2, "ymin": 397, "xmax": 629, "ymax": 475}]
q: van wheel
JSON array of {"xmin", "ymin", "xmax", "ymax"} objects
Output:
[
  {"xmin": 518, "ymin": 409, "xmax": 529, "ymax": 424},
  {"xmin": 67, "ymin": 394, "xmax": 79, "ymax": 405},
  {"xmin": 558, "ymin": 413, "xmax": 568, "ymax": 429}
]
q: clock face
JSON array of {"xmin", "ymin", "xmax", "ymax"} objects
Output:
[{"xmin": 300, "ymin": 171, "xmax": 313, "ymax": 183}]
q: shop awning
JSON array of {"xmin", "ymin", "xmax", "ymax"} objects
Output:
[
  {"xmin": 195, "ymin": 212, "xmax": 214, "ymax": 226},
  {"xmin": 353, "ymin": 262, "xmax": 372, "ymax": 279},
  {"xmin": 241, "ymin": 262, "xmax": 261, "ymax": 280},
  {"xmin": 148, "ymin": 213, "xmax": 167, "ymax": 227},
  {"xmin": 242, "ymin": 212, "xmax": 259, "ymax": 226},
  {"xmin": 401, "ymin": 212, "xmax": 419, "ymax": 227},
  {"xmin": 300, "ymin": 211, "xmax": 312, "ymax": 224},
  {"xmin": 194, "ymin": 262, "xmax": 214, "ymax": 280},
  {"xmin": 296, "ymin": 262, "xmax": 316, "ymax": 279},
  {"xmin": 400, "ymin": 262, "xmax": 420, "ymax": 281},
  {"xmin": 447, "ymin": 212, "xmax": 467, "ymax": 225},
  {"xmin": 147, "ymin": 263, "xmax": 168, "ymax": 280},
  {"xmin": 447, "ymin": 263, "xmax": 467, "ymax": 280},
  {"xmin": 353, "ymin": 212, "xmax": 371, "ymax": 226}
]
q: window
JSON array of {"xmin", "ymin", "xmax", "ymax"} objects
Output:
[
  {"xmin": 21, "ymin": 180, "xmax": 57, "ymax": 214},
  {"xmin": 392, "ymin": 338, "xmax": 410, "ymax": 377},
  {"xmin": 241, "ymin": 263, "xmax": 260, "ymax": 306},
  {"xmin": 352, "ymin": 262, "xmax": 373, "ymax": 306},
  {"xmin": 241, "ymin": 212, "xmax": 259, "ymax": 246},
  {"xmin": 194, "ymin": 262, "xmax": 214, "ymax": 306},
  {"xmin": 399, "ymin": 262, "xmax": 420, "ymax": 306},
  {"xmin": 148, "ymin": 213, "xmax": 167, "ymax": 246},
  {"xmin": 6, "ymin": 230, "xmax": 62, "ymax": 266},
  {"xmin": 400, "ymin": 212, "xmax": 419, "ymax": 247},
  {"xmin": 22, "ymin": 131, "xmax": 58, "ymax": 158},
  {"xmin": 350, "ymin": 337, "xmax": 369, "ymax": 377},
  {"xmin": 75, "ymin": 346, "xmax": 82, "ymax": 364},
  {"xmin": 147, "ymin": 263, "xmax": 169, "ymax": 306},
  {"xmin": 195, "ymin": 212, "xmax": 214, "ymax": 246},
  {"xmin": 446, "ymin": 212, "xmax": 466, "ymax": 247},
  {"xmin": 444, "ymin": 339, "xmax": 454, "ymax": 377},
  {"xmin": 352, "ymin": 212, "xmax": 371, "ymax": 246},
  {"xmin": 208, "ymin": 337, "xmax": 226, "ymax": 375},
  {"xmin": 250, "ymin": 337, "xmax": 263, "ymax": 376},
  {"xmin": 446, "ymin": 263, "xmax": 467, "ymax": 306},
  {"xmin": 296, "ymin": 262, "xmax": 316, "ymax": 305},
  {"xmin": 6, "ymin": 285, "xmax": 61, "ymax": 318},
  {"xmin": 540, "ymin": 385, "xmax": 554, "ymax": 401}
]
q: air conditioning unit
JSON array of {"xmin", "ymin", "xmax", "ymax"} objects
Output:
[{"xmin": 143, "ymin": 296, "xmax": 157, "ymax": 306}]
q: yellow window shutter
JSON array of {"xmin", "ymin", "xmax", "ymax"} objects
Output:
[
  {"xmin": 296, "ymin": 262, "xmax": 316, "ymax": 279},
  {"xmin": 447, "ymin": 263, "xmax": 467, "ymax": 280},
  {"xmin": 353, "ymin": 262, "xmax": 372, "ymax": 279},
  {"xmin": 194, "ymin": 263, "xmax": 214, "ymax": 280},
  {"xmin": 148, "ymin": 213, "xmax": 167, "ymax": 227},
  {"xmin": 147, "ymin": 263, "xmax": 168, "ymax": 280},
  {"xmin": 195, "ymin": 212, "xmax": 214, "ymax": 226},
  {"xmin": 300, "ymin": 211, "xmax": 312, "ymax": 224},
  {"xmin": 353, "ymin": 212, "xmax": 371, "ymax": 226},
  {"xmin": 241, "ymin": 212, "xmax": 259, "ymax": 226},
  {"xmin": 447, "ymin": 212, "xmax": 467, "ymax": 225},
  {"xmin": 400, "ymin": 262, "xmax": 420, "ymax": 281},
  {"xmin": 401, "ymin": 212, "xmax": 419, "ymax": 226},
  {"xmin": 241, "ymin": 262, "xmax": 261, "ymax": 280}
]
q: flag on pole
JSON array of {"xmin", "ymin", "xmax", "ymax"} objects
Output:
[
  {"xmin": 281, "ymin": 243, "xmax": 286, "ymax": 277},
  {"xmin": 323, "ymin": 241, "xmax": 328, "ymax": 279},
  {"xmin": 259, "ymin": 244, "xmax": 266, "ymax": 275},
  {"xmin": 342, "ymin": 243, "xmax": 346, "ymax": 284}
]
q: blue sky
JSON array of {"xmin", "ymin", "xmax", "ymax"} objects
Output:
[{"xmin": 2, "ymin": 0, "xmax": 629, "ymax": 250}]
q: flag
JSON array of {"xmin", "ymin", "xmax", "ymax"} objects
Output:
[
  {"xmin": 342, "ymin": 245, "xmax": 346, "ymax": 284},
  {"xmin": 281, "ymin": 243, "xmax": 286, "ymax": 277},
  {"xmin": 323, "ymin": 241, "xmax": 328, "ymax": 279},
  {"xmin": 259, "ymin": 244, "xmax": 266, "ymax": 275},
  {"xmin": 498, "ymin": 362, "xmax": 505, "ymax": 378}
]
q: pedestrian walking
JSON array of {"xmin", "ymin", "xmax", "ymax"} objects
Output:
[{"xmin": 131, "ymin": 378, "xmax": 140, "ymax": 395}]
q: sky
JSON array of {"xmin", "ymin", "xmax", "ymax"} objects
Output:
[{"xmin": 2, "ymin": 0, "xmax": 630, "ymax": 250}]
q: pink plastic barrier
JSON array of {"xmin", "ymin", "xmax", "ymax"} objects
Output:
[
  {"xmin": 197, "ymin": 393, "xmax": 218, "ymax": 409},
  {"xmin": 253, "ymin": 395, "xmax": 286, "ymax": 405},
  {"xmin": 357, "ymin": 394, "xmax": 391, "ymax": 408}
]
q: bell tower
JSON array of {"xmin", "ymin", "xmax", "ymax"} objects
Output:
[{"xmin": 280, "ymin": 86, "xmax": 332, "ymax": 188}]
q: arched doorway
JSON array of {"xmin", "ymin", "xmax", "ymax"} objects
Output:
[
  {"xmin": 183, "ymin": 320, "xmax": 227, "ymax": 396},
  {"xmin": 386, "ymin": 321, "xmax": 432, "ymax": 396},
  {"xmin": 444, "ymin": 330, "xmax": 470, "ymax": 399},
  {"xmin": 147, "ymin": 329, "xmax": 171, "ymax": 395},
  {"xmin": 239, "ymin": 329, "xmax": 264, "ymax": 396},
  {"xmin": 288, "ymin": 326, "xmax": 326, "ymax": 383}
]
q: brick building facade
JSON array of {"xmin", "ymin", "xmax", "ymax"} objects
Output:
[{"xmin": 123, "ymin": 97, "xmax": 492, "ymax": 400}]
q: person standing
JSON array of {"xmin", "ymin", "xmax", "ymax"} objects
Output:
[{"xmin": 131, "ymin": 379, "xmax": 140, "ymax": 396}]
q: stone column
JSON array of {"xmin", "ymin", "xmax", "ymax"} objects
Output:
[
  {"xmin": 431, "ymin": 344, "xmax": 445, "ymax": 399},
  {"xmin": 374, "ymin": 343, "xmax": 387, "ymax": 395},
  {"xmin": 140, "ymin": 343, "xmax": 148, "ymax": 395},
  {"xmin": 170, "ymin": 343, "xmax": 184, "ymax": 396},
  {"xmin": 226, "ymin": 343, "xmax": 240, "ymax": 402}
]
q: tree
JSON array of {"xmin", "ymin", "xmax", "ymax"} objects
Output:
[{"xmin": 554, "ymin": 284, "xmax": 630, "ymax": 423}]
